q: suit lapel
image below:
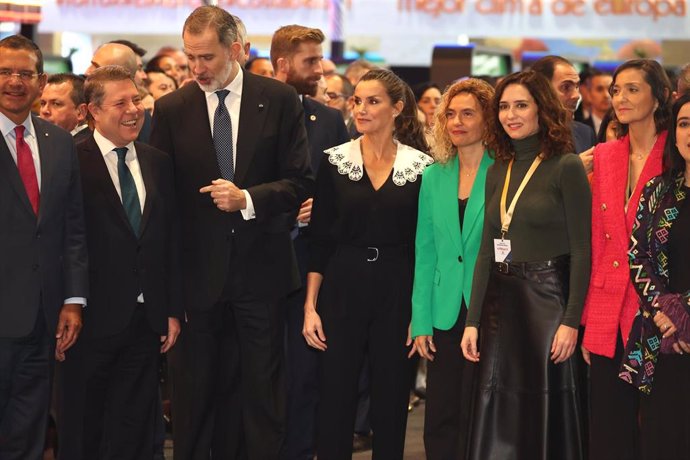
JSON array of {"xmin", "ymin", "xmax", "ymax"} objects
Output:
[
  {"xmin": 136, "ymin": 143, "xmax": 155, "ymax": 237},
  {"xmin": 234, "ymin": 72, "xmax": 268, "ymax": 186},
  {"xmin": 441, "ymin": 156, "xmax": 462, "ymax": 253},
  {"xmin": 462, "ymin": 152, "xmax": 492, "ymax": 246},
  {"xmin": 83, "ymin": 136, "xmax": 137, "ymax": 239},
  {"xmin": 0, "ymin": 130, "xmax": 34, "ymax": 218},
  {"xmin": 34, "ymin": 118, "xmax": 54, "ymax": 224}
]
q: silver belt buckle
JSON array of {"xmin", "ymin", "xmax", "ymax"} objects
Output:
[
  {"xmin": 367, "ymin": 247, "xmax": 379, "ymax": 262},
  {"xmin": 497, "ymin": 261, "xmax": 509, "ymax": 274}
]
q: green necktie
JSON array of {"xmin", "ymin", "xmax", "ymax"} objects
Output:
[{"xmin": 114, "ymin": 147, "xmax": 141, "ymax": 235}]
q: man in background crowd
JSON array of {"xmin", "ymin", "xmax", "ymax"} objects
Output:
[
  {"xmin": 246, "ymin": 57, "xmax": 274, "ymax": 78},
  {"xmin": 39, "ymin": 73, "xmax": 89, "ymax": 141},
  {"xmin": 583, "ymin": 69, "xmax": 613, "ymax": 137}
]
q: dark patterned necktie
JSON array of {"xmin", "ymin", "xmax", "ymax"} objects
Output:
[
  {"xmin": 213, "ymin": 89, "xmax": 235, "ymax": 181},
  {"xmin": 114, "ymin": 147, "xmax": 141, "ymax": 235}
]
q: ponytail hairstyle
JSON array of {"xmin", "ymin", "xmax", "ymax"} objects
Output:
[{"xmin": 358, "ymin": 69, "xmax": 430, "ymax": 153}]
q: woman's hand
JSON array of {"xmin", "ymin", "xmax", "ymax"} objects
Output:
[
  {"xmin": 579, "ymin": 147, "xmax": 594, "ymax": 174},
  {"xmin": 406, "ymin": 324, "xmax": 418, "ymax": 358},
  {"xmin": 461, "ymin": 326, "xmax": 480, "ymax": 362},
  {"xmin": 581, "ymin": 344, "xmax": 591, "ymax": 366},
  {"xmin": 653, "ymin": 311, "xmax": 678, "ymax": 339},
  {"xmin": 303, "ymin": 306, "xmax": 327, "ymax": 351},
  {"xmin": 414, "ymin": 335, "xmax": 436, "ymax": 361},
  {"xmin": 551, "ymin": 324, "xmax": 578, "ymax": 364}
]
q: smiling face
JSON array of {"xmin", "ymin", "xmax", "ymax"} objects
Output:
[
  {"xmin": 183, "ymin": 27, "xmax": 239, "ymax": 92},
  {"xmin": 0, "ymin": 47, "xmax": 45, "ymax": 125},
  {"xmin": 498, "ymin": 83, "xmax": 540, "ymax": 140},
  {"xmin": 418, "ymin": 86, "xmax": 441, "ymax": 127},
  {"xmin": 445, "ymin": 92, "xmax": 485, "ymax": 150},
  {"xmin": 352, "ymin": 79, "xmax": 402, "ymax": 137},
  {"xmin": 89, "ymin": 79, "xmax": 144, "ymax": 147},
  {"xmin": 611, "ymin": 68, "xmax": 657, "ymax": 127},
  {"xmin": 676, "ymin": 102, "xmax": 690, "ymax": 165}
]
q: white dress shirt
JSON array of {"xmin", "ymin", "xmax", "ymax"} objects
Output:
[
  {"xmin": 203, "ymin": 64, "xmax": 255, "ymax": 220},
  {"xmin": 93, "ymin": 129, "xmax": 146, "ymax": 303}
]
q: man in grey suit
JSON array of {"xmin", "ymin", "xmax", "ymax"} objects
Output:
[{"xmin": 0, "ymin": 35, "xmax": 88, "ymax": 460}]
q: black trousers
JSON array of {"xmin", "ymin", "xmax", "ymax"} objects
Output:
[
  {"xmin": 316, "ymin": 247, "xmax": 412, "ymax": 460},
  {"xmin": 589, "ymin": 336, "xmax": 640, "ymax": 460},
  {"xmin": 57, "ymin": 306, "xmax": 160, "ymax": 460},
  {"xmin": 0, "ymin": 312, "xmax": 51, "ymax": 460},
  {"xmin": 283, "ymin": 232, "xmax": 319, "ymax": 460},
  {"xmin": 423, "ymin": 306, "xmax": 477, "ymax": 460},
  {"xmin": 169, "ymin": 275, "xmax": 286, "ymax": 459}
]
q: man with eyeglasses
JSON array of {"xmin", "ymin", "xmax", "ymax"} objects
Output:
[
  {"xmin": 326, "ymin": 73, "xmax": 357, "ymax": 138},
  {"xmin": 0, "ymin": 34, "xmax": 88, "ymax": 460},
  {"xmin": 270, "ymin": 24, "xmax": 349, "ymax": 460}
]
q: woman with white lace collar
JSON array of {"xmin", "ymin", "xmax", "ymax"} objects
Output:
[{"xmin": 303, "ymin": 69, "xmax": 431, "ymax": 459}]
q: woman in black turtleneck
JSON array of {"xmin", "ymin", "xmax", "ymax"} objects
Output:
[{"xmin": 460, "ymin": 71, "xmax": 592, "ymax": 460}]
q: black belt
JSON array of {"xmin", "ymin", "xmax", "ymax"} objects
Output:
[{"xmin": 494, "ymin": 256, "xmax": 568, "ymax": 276}]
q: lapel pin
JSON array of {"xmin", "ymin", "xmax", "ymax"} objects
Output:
[
  {"xmin": 310, "ymin": 114, "xmax": 316, "ymax": 121},
  {"xmin": 258, "ymin": 103, "xmax": 264, "ymax": 110}
]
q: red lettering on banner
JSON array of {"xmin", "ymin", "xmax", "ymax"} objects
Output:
[
  {"xmin": 552, "ymin": 0, "xmax": 585, "ymax": 15},
  {"xmin": 594, "ymin": 0, "xmax": 685, "ymax": 20}
]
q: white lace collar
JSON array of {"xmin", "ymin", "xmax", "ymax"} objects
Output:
[{"xmin": 324, "ymin": 138, "xmax": 433, "ymax": 186}]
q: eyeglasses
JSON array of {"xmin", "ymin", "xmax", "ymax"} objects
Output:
[
  {"xmin": 326, "ymin": 92, "xmax": 346, "ymax": 100},
  {"xmin": 0, "ymin": 69, "xmax": 41, "ymax": 81}
]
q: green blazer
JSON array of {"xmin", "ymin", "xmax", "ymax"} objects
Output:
[{"xmin": 411, "ymin": 151, "xmax": 493, "ymax": 338}]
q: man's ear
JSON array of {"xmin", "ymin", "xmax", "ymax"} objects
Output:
[
  {"xmin": 276, "ymin": 56, "xmax": 290, "ymax": 75},
  {"xmin": 76, "ymin": 103, "xmax": 88, "ymax": 123}
]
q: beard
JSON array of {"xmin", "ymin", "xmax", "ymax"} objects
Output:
[
  {"xmin": 286, "ymin": 68, "xmax": 319, "ymax": 96},
  {"xmin": 196, "ymin": 60, "xmax": 235, "ymax": 93}
]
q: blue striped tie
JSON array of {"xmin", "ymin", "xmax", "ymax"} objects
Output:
[
  {"xmin": 213, "ymin": 90, "xmax": 234, "ymax": 181},
  {"xmin": 114, "ymin": 147, "xmax": 141, "ymax": 235}
]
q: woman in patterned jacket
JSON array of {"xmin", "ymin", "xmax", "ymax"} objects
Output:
[{"xmin": 620, "ymin": 93, "xmax": 690, "ymax": 460}]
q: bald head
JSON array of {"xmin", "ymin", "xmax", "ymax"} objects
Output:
[{"xmin": 87, "ymin": 43, "xmax": 138, "ymax": 78}]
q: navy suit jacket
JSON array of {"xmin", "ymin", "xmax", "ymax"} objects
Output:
[
  {"xmin": 573, "ymin": 120, "xmax": 596, "ymax": 154},
  {"xmin": 0, "ymin": 115, "xmax": 88, "ymax": 338},
  {"xmin": 302, "ymin": 97, "xmax": 350, "ymax": 177}
]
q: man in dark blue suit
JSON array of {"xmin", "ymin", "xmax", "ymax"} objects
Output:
[
  {"xmin": 0, "ymin": 35, "xmax": 88, "ymax": 460},
  {"xmin": 271, "ymin": 24, "xmax": 350, "ymax": 460}
]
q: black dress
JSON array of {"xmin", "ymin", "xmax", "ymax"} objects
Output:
[
  {"xmin": 466, "ymin": 135, "xmax": 592, "ymax": 460},
  {"xmin": 309, "ymin": 138, "xmax": 432, "ymax": 460}
]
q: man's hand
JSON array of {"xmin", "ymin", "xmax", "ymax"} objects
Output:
[
  {"xmin": 55, "ymin": 303, "xmax": 82, "ymax": 357},
  {"xmin": 200, "ymin": 179, "xmax": 247, "ymax": 213},
  {"xmin": 160, "ymin": 317, "xmax": 181, "ymax": 353},
  {"xmin": 297, "ymin": 198, "xmax": 313, "ymax": 224}
]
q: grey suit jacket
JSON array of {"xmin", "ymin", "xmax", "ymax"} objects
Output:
[{"xmin": 0, "ymin": 115, "xmax": 88, "ymax": 338}]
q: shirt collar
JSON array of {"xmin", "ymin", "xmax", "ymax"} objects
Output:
[
  {"xmin": 0, "ymin": 111, "xmax": 35, "ymax": 140},
  {"xmin": 204, "ymin": 63, "xmax": 244, "ymax": 103},
  {"xmin": 93, "ymin": 128, "xmax": 135, "ymax": 158}
]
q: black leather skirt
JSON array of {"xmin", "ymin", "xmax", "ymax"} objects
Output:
[{"xmin": 467, "ymin": 256, "xmax": 583, "ymax": 460}]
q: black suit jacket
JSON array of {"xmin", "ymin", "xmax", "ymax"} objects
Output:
[
  {"xmin": 0, "ymin": 116, "xmax": 88, "ymax": 338},
  {"xmin": 150, "ymin": 71, "xmax": 313, "ymax": 312},
  {"xmin": 77, "ymin": 135, "xmax": 182, "ymax": 338},
  {"xmin": 302, "ymin": 97, "xmax": 350, "ymax": 174},
  {"xmin": 572, "ymin": 120, "xmax": 596, "ymax": 154}
]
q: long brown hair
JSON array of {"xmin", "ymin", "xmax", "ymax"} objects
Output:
[
  {"xmin": 487, "ymin": 70, "xmax": 573, "ymax": 161},
  {"xmin": 359, "ymin": 69, "xmax": 430, "ymax": 153}
]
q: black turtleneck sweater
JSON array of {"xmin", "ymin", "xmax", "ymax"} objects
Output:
[{"xmin": 466, "ymin": 134, "xmax": 592, "ymax": 328}]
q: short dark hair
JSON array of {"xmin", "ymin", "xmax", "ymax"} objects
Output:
[
  {"xmin": 488, "ymin": 70, "xmax": 574, "ymax": 161},
  {"xmin": 109, "ymin": 39, "xmax": 147, "ymax": 57},
  {"xmin": 183, "ymin": 6, "xmax": 238, "ymax": 48},
  {"xmin": 85, "ymin": 65, "xmax": 135, "ymax": 108},
  {"xmin": 530, "ymin": 55, "xmax": 574, "ymax": 81},
  {"xmin": 610, "ymin": 59, "xmax": 672, "ymax": 137},
  {"xmin": 412, "ymin": 81, "xmax": 440, "ymax": 103},
  {"xmin": 0, "ymin": 34, "xmax": 43, "ymax": 74},
  {"xmin": 46, "ymin": 73, "xmax": 86, "ymax": 106},
  {"xmin": 145, "ymin": 55, "xmax": 173, "ymax": 74},
  {"xmin": 145, "ymin": 70, "xmax": 178, "ymax": 90},
  {"xmin": 663, "ymin": 93, "xmax": 690, "ymax": 180},
  {"xmin": 333, "ymin": 73, "xmax": 353, "ymax": 98}
]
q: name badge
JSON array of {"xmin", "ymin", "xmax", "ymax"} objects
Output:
[{"xmin": 494, "ymin": 238, "xmax": 512, "ymax": 263}]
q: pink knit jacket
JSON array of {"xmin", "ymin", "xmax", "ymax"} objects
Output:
[{"xmin": 581, "ymin": 132, "xmax": 666, "ymax": 358}]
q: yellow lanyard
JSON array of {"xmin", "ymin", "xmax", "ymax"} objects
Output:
[{"xmin": 499, "ymin": 155, "xmax": 543, "ymax": 239}]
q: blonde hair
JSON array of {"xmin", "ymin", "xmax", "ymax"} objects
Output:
[{"xmin": 431, "ymin": 78, "xmax": 495, "ymax": 164}]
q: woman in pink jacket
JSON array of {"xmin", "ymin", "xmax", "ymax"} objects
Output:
[{"xmin": 582, "ymin": 59, "xmax": 673, "ymax": 460}]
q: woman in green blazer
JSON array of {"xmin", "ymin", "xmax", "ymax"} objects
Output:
[{"xmin": 411, "ymin": 78, "xmax": 495, "ymax": 459}]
